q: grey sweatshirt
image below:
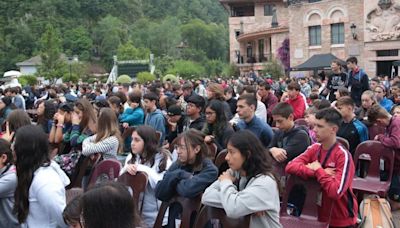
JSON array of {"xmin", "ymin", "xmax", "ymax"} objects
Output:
[
  {"xmin": 0, "ymin": 164, "xmax": 19, "ymax": 228},
  {"xmin": 202, "ymin": 171, "xmax": 282, "ymax": 228}
]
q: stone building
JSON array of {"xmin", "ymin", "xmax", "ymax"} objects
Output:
[{"xmin": 219, "ymin": 0, "xmax": 400, "ymax": 77}]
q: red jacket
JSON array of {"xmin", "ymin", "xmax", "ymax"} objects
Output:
[
  {"xmin": 286, "ymin": 94, "xmax": 305, "ymax": 120},
  {"xmin": 376, "ymin": 116, "xmax": 400, "ymax": 174},
  {"xmin": 285, "ymin": 143, "xmax": 358, "ymax": 227}
]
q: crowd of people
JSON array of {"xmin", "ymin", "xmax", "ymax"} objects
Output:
[{"xmin": 0, "ymin": 56, "xmax": 399, "ymax": 227}]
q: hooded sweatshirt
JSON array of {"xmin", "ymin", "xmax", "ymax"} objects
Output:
[
  {"xmin": 21, "ymin": 161, "xmax": 70, "ymax": 228},
  {"xmin": 145, "ymin": 109, "xmax": 166, "ymax": 144},
  {"xmin": 0, "ymin": 164, "xmax": 19, "ymax": 228}
]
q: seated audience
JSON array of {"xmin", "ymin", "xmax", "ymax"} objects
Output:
[
  {"xmin": 120, "ymin": 126, "xmax": 172, "ymax": 227},
  {"xmin": 14, "ymin": 125, "xmax": 70, "ymax": 227},
  {"xmin": 202, "ymin": 130, "xmax": 281, "ymax": 228},
  {"xmin": 286, "ymin": 108, "xmax": 358, "ymax": 227}
]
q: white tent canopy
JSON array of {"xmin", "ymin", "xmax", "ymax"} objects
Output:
[{"xmin": 3, "ymin": 70, "xmax": 22, "ymax": 78}]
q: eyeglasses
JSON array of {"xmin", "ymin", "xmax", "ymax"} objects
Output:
[
  {"xmin": 174, "ymin": 144, "xmax": 187, "ymax": 151},
  {"xmin": 205, "ymin": 111, "xmax": 216, "ymax": 116}
]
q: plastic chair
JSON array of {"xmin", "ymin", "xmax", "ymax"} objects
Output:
[
  {"xmin": 294, "ymin": 118, "xmax": 308, "ymax": 127},
  {"xmin": 193, "ymin": 205, "xmax": 250, "ymax": 228},
  {"xmin": 65, "ymin": 187, "xmax": 83, "ymax": 204},
  {"xmin": 336, "ymin": 137, "xmax": 350, "ymax": 151},
  {"xmin": 87, "ymin": 159, "xmax": 121, "ymax": 190},
  {"xmin": 153, "ymin": 195, "xmax": 202, "ymax": 228},
  {"xmin": 117, "ymin": 171, "xmax": 148, "ymax": 213},
  {"xmin": 352, "ymin": 140, "xmax": 395, "ymax": 198},
  {"xmin": 368, "ymin": 124, "xmax": 386, "ymax": 140},
  {"xmin": 206, "ymin": 143, "xmax": 217, "ymax": 161},
  {"xmin": 214, "ymin": 149, "xmax": 229, "ymax": 175},
  {"xmin": 280, "ymin": 175, "xmax": 329, "ymax": 228}
]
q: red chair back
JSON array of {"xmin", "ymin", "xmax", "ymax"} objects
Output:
[
  {"xmin": 354, "ymin": 141, "xmax": 394, "ymax": 181},
  {"xmin": 368, "ymin": 124, "xmax": 386, "ymax": 140},
  {"xmin": 153, "ymin": 195, "xmax": 202, "ymax": 228},
  {"xmin": 336, "ymin": 137, "xmax": 350, "ymax": 151},
  {"xmin": 87, "ymin": 159, "xmax": 121, "ymax": 189},
  {"xmin": 117, "ymin": 171, "xmax": 148, "ymax": 213},
  {"xmin": 194, "ymin": 205, "xmax": 250, "ymax": 228}
]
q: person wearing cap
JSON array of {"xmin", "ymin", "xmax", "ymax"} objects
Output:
[
  {"xmin": 183, "ymin": 94, "xmax": 205, "ymax": 132},
  {"xmin": 165, "ymin": 105, "xmax": 185, "ymax": 144}
]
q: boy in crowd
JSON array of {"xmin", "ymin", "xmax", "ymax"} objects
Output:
[
  {"xmin": 347, "ymin": 57, "xmax": 369, "ymax": 107},
  {"xmin": 269, "ymin": 102, "xmax": 311, "ymax": 163},
  {"xmin": 144, "ymin": 92, "xmax": 166, "ymax": 144},
  {"xmin": 368, "ymin": 104, "xmax": 400, "ymax": 210},
  {"xmin": 286, "ymin": 108, "xmax": 358, "ymax": 227},
  {"xmin": 183, "ymin": 94, "xmax": 205, "ymax": 131},
  {"xmin": 236, "ymin": 94, "xmax": 273, "ymax": 147},
  {"xmin": 281, "ymin": 82, "xmax": 306, "ymax": 120},
  {"xmin": 335, "ymin": 96, "xmax": 369, "ymax": 155}
]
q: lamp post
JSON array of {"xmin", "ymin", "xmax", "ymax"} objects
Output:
[{"xmin": 350, "ymin": 23, "xmax": 357, "ymax": 40}]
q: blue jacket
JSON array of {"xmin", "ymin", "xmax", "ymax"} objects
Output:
[
  {"xmin": 155, "ymin": 158, "xmax": 218, "ymax": 201},
  {"xmin": 379, "ymin": 97, "xmax": 394, "ymax": 113},
  {"xmin": 119, "ymin": 107, "xmax": 144, "ymax": 126},
  {"xmin": 145, "ymin": 109, "xmax": 166, "ymax": 144},
  {"xmin": 237, "ymin": 115, "xmax": 274, "ymax": 147}
]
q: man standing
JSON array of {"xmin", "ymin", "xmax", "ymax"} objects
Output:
[
  {"xmin": 286, "ymin": 108, "xmax": 358, "ymax": 227},
  {"xmin": 236, "ymin": 94, "xmax": 274, "ymax": 147},
  {"xmin": 324, "ymin": 60, "xmax": 348, "ymax": 102},
  {"xmin": 258, "ymin": 82, "xmax": 278, "ymax": 124},
  {"xmin": 347, "ymin": 57, "xmax": 369, "ymax": 106}
]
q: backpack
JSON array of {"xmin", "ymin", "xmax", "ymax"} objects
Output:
[{"xmin": 358, "ymin": 195, "xmax": 396, "ymax": 228}]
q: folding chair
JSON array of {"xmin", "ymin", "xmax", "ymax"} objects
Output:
[
  {"xmin": 86, "ymin": 159, "xmax": 121, "ymax": 190},
  {"xmin": 117, "ymin": 171, "xmax": 148, "ymax": 213}
]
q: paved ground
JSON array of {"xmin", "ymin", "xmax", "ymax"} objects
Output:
[{"xmin": 394, "ymin": 210, "xmax": 400, "ymax": 225}]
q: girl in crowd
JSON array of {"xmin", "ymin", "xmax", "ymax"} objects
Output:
[
  {"xmin": 120, "ymin": 125, "xmax": 172, "ymax": 227},
  {"xmin": 107, "ymin": 96, "xmax": 124, "ymax": 117},
  {"xmin": 0, "ymin": 139, "xmax": 18, "ymax": 228},
  {"xmin": 331, "ymin": 86, "xmax": 350, "ymax": 107},
  {"xmin": 1, "ymin": 110, "xmax": 32, "ymax": 143},
  {"xmin": 80, "ymin": 182, "xmax": 141, "ymax": 228},
  {"xmin": 119, "ymin": 92, "xmax": 144, "ymax": 128},
  {"xmin": 206, "ymin": 82, "xmax": 233, "ymax": 120},
  {"xmin": 392, "ymin": 105, "xmax": 400, "ymax": 117},
  {"xmin": 14, "ymin": 125, "xmax": 70, "ymax": 227},
  {"xmin": 155, "ymin": 128, "xmax": 218, "ymax": 201},
  {"xmin": 36, "ymin": 100, "xmax": 57, "ymax": 134},
  {"xmin": 0, "ymin": 96, "xmax": 15, "ymax": 127},
  {"xmin": 202, "ymin": 130, "xmax": 281, "ymax": 228},
  {"xmin": 202, "ymin": 100, "xmax": 234, "ymax": 152},
  {"xmin": 63, "ymin": 195, "xmax": 82, "ymax": 228},
  {"xmin": 82, "ymin": 108, "xmax": 122, "ymax": 160},
  {"xmin": 357, "ymin": 90, "xmax": 377, "ymax": 124}
]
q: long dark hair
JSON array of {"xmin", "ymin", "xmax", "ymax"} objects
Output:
[
  {"xmin": 36, "ymin": 100, "xmax": 57, "ymax": 131},
  {"xmin": 0, "ymin": 96, "xmax": 16, "ymax": 118},
  {"xmin": 81, "ymin": 182, "xmax": 140, "ymax": 228},
  {"xmin": 14, "ymin": 125, "xmax": 50, "ymax": 223},
  {"xmin": 228, "ymin": 130, "xmax": 280, "ymax": 191},
  {"xmin": 203, "ymin": 100, "xmax": 228, "ymax": 138},
  {"xmin": 178, "ymin": 129, "xmax": 209, "ymax": 171},
  {"xmin": 130, "ymin": 125, "xmax": 168, "ymax": 173},
  {"xmin": 7, "ymin": 110, "xmax": 32, "ymax": 134},
  {"xmin": 95, "ymin": 108, "xmax": 123, "ymax": 153}
]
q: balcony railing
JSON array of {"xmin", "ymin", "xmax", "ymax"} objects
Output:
[{"xmin": 235, "ymin": 54, "xmax": 272, "ymax": 64}]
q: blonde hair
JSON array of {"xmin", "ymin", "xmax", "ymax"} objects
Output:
[{"xmin": 95, "ymin": 108, "xmax": 123, "ymax": 153}]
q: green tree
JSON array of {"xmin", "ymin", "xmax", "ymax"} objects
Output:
[
  {"xmin": 117, "ymin": 42, "xmax": 150, "ymax": 60},
  {"xmin": 262, "ymin": 58, "xmax": 284, "ymax": 80},
  {"xmin": 136, "ymin": 71, "xmax": 156, "ymax": 84},
  {"xmin": 63, "ymin": 26, "xmax": 93, "ymax": 60},
  {"xmin": 167, "ymin": 60, "xmax": 205, "ymax": 79},
  {"xmin": 37, "ymin": 24, "xmax": 67, "ymax": 82}
]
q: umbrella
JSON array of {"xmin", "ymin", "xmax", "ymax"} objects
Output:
[
  {"xmin": 292, "ymin": 54, "xmax": 346, "ymax": 71},
  {"xmin": 3, "ymin": 70, "xmax": 22, "ymax": 78}
]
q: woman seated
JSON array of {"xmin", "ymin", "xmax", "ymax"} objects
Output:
[
  {"xmin": 82, "ymin": 108, "xmax": 122, "ymax": 160},
  {"xmin": 155, "ymin": 129, "xmax": 218, "ymax": 227},
  {"xmin": 36, "ymin": 100, "xmax": 57, "ymax": 134},
  {"xmin": 202, "ymin": 100, "xmax": 234, "ymax": 152},
  {"xmin": 14, "ymin": 125, "xmax": 70, "ymax": 227},
  {"xmin": 202, "ymin": 130, "xmax": 282, "ymax": 228},
  {"xmin": 120, "ymin": 125, "xmax": 172, "ymax": 227}
]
